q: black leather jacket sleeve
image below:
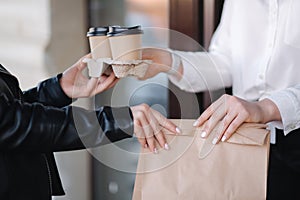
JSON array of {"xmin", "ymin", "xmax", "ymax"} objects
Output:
[
  {"xmin": 0, "ymin": 93, "xmax": 134, "ymax": 152},
  {"xmin": 22, "ymin": 74, "xmax": 73, "ymax": 107}
]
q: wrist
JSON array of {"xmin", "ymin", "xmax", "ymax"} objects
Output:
[
  {"xmin": 58, "ymin": 74, "xmax": 68, "ymax": 96},
  {"xmin": 167, "ymin": 52, "xmax": 182, "ymax": 75},
  {"xmin": 257, "ymin": 99, "xmax": 282, "ymax": 123},
  {"xmin": 160, "ymin": 51, "xmax": 172, "ymax": 73}
]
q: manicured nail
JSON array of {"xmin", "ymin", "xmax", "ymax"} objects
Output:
[
  {"xmin": 212, "ymin": 138, "xmax": 218, "ymax": 145},
  {"xmin": 201, "ymin": 131, "xmax": 207, "ymax": 138},
  {"xmin": 193, "ymin": 120, "xmax": 199, "ymax": 127},
  {"xmin": 144, "ymin": 144, "xmax": 148, "ymax": 149},
  {"xmin": 221, "ymin": 136, "xmax": 226, "ymax": 142},
  {"xmin": 176, "ymin": 127, "xmax": 182, "ymax": 134},
  {"xmin": 164, "ymin": 143, "xmax": 170, "ymax": 150},
  {"xmin": 154, "ymin": 148, "xmax": 158, "ymax": 154}
]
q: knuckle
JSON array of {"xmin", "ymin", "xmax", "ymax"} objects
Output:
[
  {"xmin": 206, "ymin": 106, "xmax": 214, "ymax": 113},
  {"xmin": 135, "ymin": 111, "xmax": 144, "ymax": 119},
  {"xmin": 243, "ymin": 110, "xmax": 250, "ymax": 118},
  {"xmin": 235, "ymin": 102, "xmax": 241, "ymax": 109},
  {"xmin": 140, "ymin": 103, "xmax": 149, "ymax": 111},
  {"xmin": 152, "ymin": 127, "xmax": 160, "ymax": 136},
  {"xmin": 136, "ymin": 134, "xmax": 145, "ymax": 139},
  {"xmin": 154, "ymin": 130, "xmax": 164, "ymax": 138},
  {"xmin": 147, "ymin": 137, "xmax": 155, "ymax": 146},
  {"xmin": 204, "ymin": 123, "xmax": 211, "ymax": 132},
  {"xmin": 223, "ymin": 117, "xmax": 230, "ymax": 125},
  {"xmin": 145, "ymin": 129, "xmax": 154, "ymax": 138},
  {"xmin": 138, "ymin": 138, "xmax": 146, "ymax": 145},
  {"xmin": 228, "ymin": 95, "xmax": 237, "ymax": 104}
]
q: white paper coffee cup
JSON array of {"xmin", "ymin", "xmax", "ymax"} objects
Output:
[
  {"xmin": 87, "ymin": 27, "xmax": 112, "ymax": 77},
  {"xmin": 87, "ymin": 27, "xmax": 111, "ymax": 59},
  {"xmin": 108, "ymin": 25, "xmax": 143, "ymax": 61}
]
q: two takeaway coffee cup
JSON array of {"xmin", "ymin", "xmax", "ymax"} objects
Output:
[
  {"xmin": 86, "ymin": 25, "xmax": 144, "ymax": 77},
  {"xmin": 87, "ymin": 25, "xmax": 143, "ymax": 60}
]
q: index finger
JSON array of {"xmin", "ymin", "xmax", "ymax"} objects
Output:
[
  {"xmin": 194, "ymin": 96, "xmax": 224, "ymax": 127},
  {"xmin": 79, "ymin": 54, "xmax": 92, "ymax": 71},
  {"xmin": 151, "ymin": 109, "xmax": 181, "ymax": 134},
  {"xmin": 91, "ymin": 73, "xmax": 117, "ymax": 95},
  {"xmin": 145, "ymin": 109, "xmax": 168, "ymax": 149}
]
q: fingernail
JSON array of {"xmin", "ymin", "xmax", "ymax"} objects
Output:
[
  {"xmin": 201, "ymin": 131, "xmax": 207, "ymax": 138},
  {"xmin": 144, "ymin": 144, "xmax": 148, "ymax": 149},
  {"xmin": 154, "ymin": 148, "xmax": 158, "ymax": 154},
  {"xmin": 176, "ymin": 127, "xmax": 182, "ymax": 134},
  {"xmin": 164, "ymin": 143, "xmax": 170, "ymax": 150},
  {"xmin": 193, "ymin": 120, "xmax": 199, "ymax": 127},
  {"xmin": 221, "ymin": 136, "xmax": 226, "ymax": 142},
  {"xmin": 212, "ymin": 138, "xmax": 218, "ymax": 145}
]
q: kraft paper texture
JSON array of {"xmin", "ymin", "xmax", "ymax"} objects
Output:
[
  {"xmin": 83, "ymin": 57, "xmax": 151, "ymax": 78},
  {"xmin": 132, "ymin": 119, "xmax": 270, "ymax": 200}
]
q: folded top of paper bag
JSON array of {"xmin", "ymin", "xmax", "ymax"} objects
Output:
[
  {"xmin": 228, "ymin": 122, "xmax": 268, "ymax": 145},
  {"xmin": 166, "ymin": 119, "xmax": 269, "ymax": 145},
  {"xmin": 164, "ymin": 119, "xmax": 269, "ymax": 159}
]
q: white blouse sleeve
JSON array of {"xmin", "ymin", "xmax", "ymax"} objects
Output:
[
  {"xmin": 168, "ymin": 0, "xmax": 234, "ymax": 93},
  {"xmin": 168, "ymin": 51, "xmax": 232, "ymax": 93}
]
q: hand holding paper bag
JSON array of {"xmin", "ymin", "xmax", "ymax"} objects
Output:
[
  {"xmin": 194, "ymin": 94, "xmax": 280, "ymax": 144},
  {"xmin": 133, "ymin": 119, "xmax": 270, "ymax": 200}
]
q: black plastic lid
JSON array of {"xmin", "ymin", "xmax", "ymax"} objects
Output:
[
  {"xmin": 107, "ymin": 25, "xmax": 143, "ymax": 37},
  {"xmin": 87, "ymin": 27, "xmax": 109, "ymax": 37}
]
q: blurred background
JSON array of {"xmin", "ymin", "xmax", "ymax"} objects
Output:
[{"xmin": 0, "ymin": 0, "xmax": 225, "ymax": 199}]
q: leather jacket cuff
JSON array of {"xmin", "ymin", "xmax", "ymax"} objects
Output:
[
  {"xmin": 54, "ymin": 73, "xmax": 74, "ymax": 105},
  {"xmin": 103, "ymin": 106, "xmax": 134, "ymax": 142}
]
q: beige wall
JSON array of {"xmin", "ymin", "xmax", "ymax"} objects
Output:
[
  {"xmin": 0, "ymin": 0, "xmax": 88, "ymax": 89},
  {"xmin": 0, "ymin": 1, "xmax": 91, "ymax": 199},
  {"xmin": 0, "ymin": 0, "xmax": 50, "ymax": 89}
]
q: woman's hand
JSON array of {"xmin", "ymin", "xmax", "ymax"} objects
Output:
[
  {"xmin": 131, "ymin": 104, "xmax": 181, "ymax": 153},
  {"xmin": 60, "ymin": 54, "xmax": 119, "ymax": 98},
  {"xmin": 193, "ymin": 94, "xmax": 281, "ymax": 144},
  {"xmin": 140, "ymin": 48, "xmax": 172, "ymax": 80}
]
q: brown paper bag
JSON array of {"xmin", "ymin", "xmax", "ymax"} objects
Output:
[{"xmin": 132, "ymin": 119, "xmax": 270, "ymax": 200}]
